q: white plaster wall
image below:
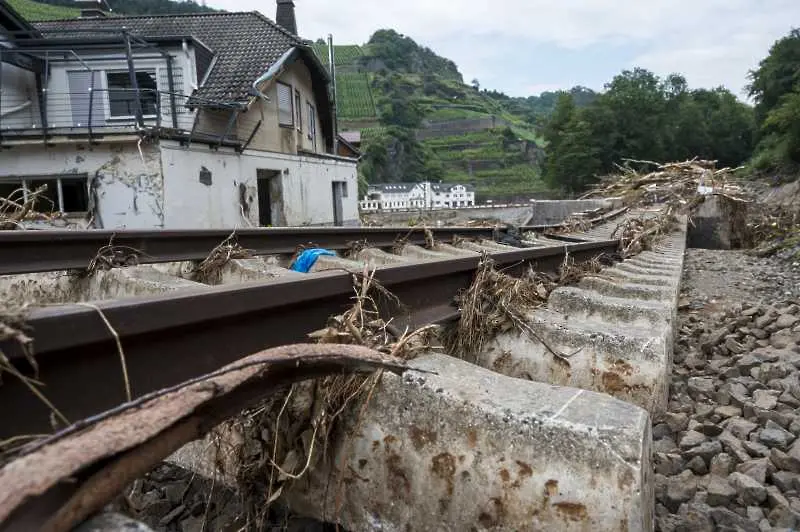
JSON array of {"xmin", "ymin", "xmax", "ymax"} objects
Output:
[
  {"xmin": 160, "ymin": 140, "xmax": 358, "ymax": 228},
  {"xmin": 0, "ymin": 141, "xmax": 163, "ymax": 229},
  {"xmin": 0, "ymin": 62, "xmax": 41, "ymax": 130}
]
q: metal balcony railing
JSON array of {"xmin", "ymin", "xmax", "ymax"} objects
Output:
[{"xmin": 0, "ymin": 88, "xmax": 243, "ymax": 144}]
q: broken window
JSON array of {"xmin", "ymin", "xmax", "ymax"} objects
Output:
[
  {"xmin": 277, "ymin": 82, "xmax": 293, "ymax": 126},
  {"xmin": 0, "ymin": 175, "xmax": 89, "ymax": 213},
  {"xmin": 106, "ymin": 71, "xmax": 158, "ymax": 118}
]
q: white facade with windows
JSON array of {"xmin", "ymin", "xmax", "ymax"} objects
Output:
[
  {"xmin": 360, "ymin": 182, "xmax": 476, "ymax": 212},
  {"xmin": 0, "ymin": 6, "xmax": 359, "ymax": 228}
]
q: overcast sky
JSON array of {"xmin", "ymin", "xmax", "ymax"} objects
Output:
[{"xmin": 207, "ymin": 0, "xmax": 799, "ymax": 98}]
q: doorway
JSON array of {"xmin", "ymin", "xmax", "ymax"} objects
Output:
[
  {"xmin": 332, "ymin": 181, "xmax": 347, "ymax": 226},
  {"xmin": 257, "ymin": 169, "xmax": 281, "ymax": 226}
]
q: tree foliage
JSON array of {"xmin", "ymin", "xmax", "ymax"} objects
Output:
[
  {"xmin": 362, "ymin": 29, "xmax": 463, "ymax": 82},
  {"xmin": 748, "ymin": 28, "xmax": 800, "ymax": 175},
  {"xmin": 543, "ymin": 68, "xmax": 754, "ymax": 192}
]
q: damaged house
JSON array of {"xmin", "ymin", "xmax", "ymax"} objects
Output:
[{"xmin": 0, "ymin": 0, "xmax": 359, "ymax": 228}]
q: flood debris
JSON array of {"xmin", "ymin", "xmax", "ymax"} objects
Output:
[
  {"xmin": 192, "ymin": 232, "xmax": 253, "ymax": 284},
  {"xmin": 0, "ymin": 184, "xmax": 52, "ymax": 230},
  {"xmin": 443, "ymin": 252, "xmax": 605, "ymax": 364},
  {"xmin": 222, "ymin": 268, "xmax": 435, "ymax": 529}
]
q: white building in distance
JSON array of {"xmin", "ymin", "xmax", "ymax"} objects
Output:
[{"xmin": 360, "ymin": 182, "xmax": 475, "ymax": 212}]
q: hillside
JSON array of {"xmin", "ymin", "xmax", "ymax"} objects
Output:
[
  {"xmin": 316, "ymin": 31, "xmax": 554, "ymax": 201},
  {"xmin": 11, "ymin": 0, "xmax": 215, "ymax": 18},
  {"xmin": 6, "ymin": 0, "xmax": 78, "ymax": 20}
]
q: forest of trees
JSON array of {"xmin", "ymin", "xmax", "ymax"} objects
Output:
[
  {"xmin": 749, "ymin": 29, "xmax": 800, "ymax": 177},
  {"xmin": 542, "ymin": 28, "xmax": 800, "ymax": 192}
]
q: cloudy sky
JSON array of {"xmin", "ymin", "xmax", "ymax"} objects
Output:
[{"xmin": 207, "ymin": 0, "xmax": 799, "ymax": 99}]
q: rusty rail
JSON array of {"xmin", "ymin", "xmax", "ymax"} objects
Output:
[
  {"xmin": 0, "ymin": 207, "xmax": 627, "ymax": 276},
  {"xmin": 0, "ymin": 344, "xmax": 408, "ymax": 532},
  {"xmin": 0, "ymin": 238, "xmax": 619, "ymax": 440}
]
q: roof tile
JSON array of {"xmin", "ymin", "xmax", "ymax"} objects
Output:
[{"xmin": 34, "ymin": 12, "xmax": 302, "ymax": 103}]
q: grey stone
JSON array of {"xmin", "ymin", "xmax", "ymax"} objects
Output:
[
  {"xmin": 164, "ymin": 482, "xmax": 186, "ymax": 505},
  {"xmin": 719, "ymin": 430, "xmax": 753, "ymax": 463},
  {"xmin": 760, "ymin": 421, "xmax": 795, "ymax": 450},
  {"xmin": 776, "ymin": 314, "xmax": 799, "ymax": 329},
  {"xmin": 160, "ymin": 504, "xmax": 186, "ymax": 526},
  {"xmin": 771, "ymin": 471, "xmax": 800, "ymax": 492},
  {"xmin": 772, "ymin": 331, "xmax": 795, "ymax": 349},
  {"xmin": 664, "ymin": 412, "xmax": 689, "ymax": 433},
  {"xmin": 710, "ymin": 453, "xmax": 735, "ymax": 476},
  {"xmin": 655, "ymin": 453, "xmax": 685, "ymax": 476},
  {"xmin": 781, "ymin": 390, "xmax": 800, "ymax": 407},
  {"xmin": 747, "ymin": 506, "xmax": 766, "ymax": 523},
  {"xmin": 140, "ymin": 500, "xmax": 173, "ymax": 521},
  {"xmin": 725, "ymin": 418, "xmax": 758, "ymax": 440},
  {"xmin": 771, "ymin": 448, "xmax": 800, "ymax": 473},
  {"xmin": 728, "ymin": 383, "xmax": 751, "ymax": 407},
  {"xmin": 653, "ymin": 423, "xmax": 673, "ymax": 440},
  {"xmin": 742, "ymin": 440, "xmax": 771, "ymax": 458},
  {"xmin": 699, "ymin": 422, "xmax": 723, "ymax": 438},
  {"xmin": 736, "ymin": 458, "xmax": 772, "ymax": 484},
  {"xmin": 767, "ymin": 485, "xmax": 791, "ymax": 510},
  {"xmin": 729, "ymin": 471, "xmax": 767, "ymax": 505},
  {"xmin": 768, "ymin": 505, "xmax": 800, "ymax": 529},
  {"xmin": 683, "ymin": 440, "xmax": 724, "ymax": 463},
  {"xmin": 756, "ymin": 315, "xmax": 776, "ymax": 329},
  {"xmin": 678, "ymin": 502, "xmax": 715, "ymax": 532},
  {"xmin": 75, "ymin": 513, "xmax": 154, "ymax": 532},
  {"xmin": 756, "ymin": 408, "xmax": 794, "ymax": 429},
  {"xmin": 754, "ymin": 389, "xmax": 780, "ymax": 410},
  {"xmin": 694, "ymin": 403, "xmax": 715, "ymax": 421},
  {"xmin": 687, "ymin": 455, "xmax": 709, "ymax": 475},
  {"xmin": 666, "ymin": 472, "xmax": 698, "ymax": 511},
  {"xmin": 688, "ymin": 377, "xmax": 716, "ymax": 398},
  {"xmin": 751, "ymin": 328, "xmax": 769, "ymax": 339},
  {"xmin": 715, "ymin": 405, "xmax": 742, "ymax": 419},
  {"xmin": 654, "ymin": 437, "xmax": 679, "ymax": 453},
  {"xmin": 710, "ymin": 507, "xmax": 761, "ymax": 531},
  {"xmin": 725, "ymin": 337, "xmax": 745, "ymax": 354},
  {"xmin": 680, "ymin": 430, "xmax": 709, "ymax": 450},
  {"xmin": 705, "ymin": 476, "xmax": 737, "ymax": 507}
]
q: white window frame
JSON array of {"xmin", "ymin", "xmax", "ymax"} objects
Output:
[
  {"xmin": 307, "ymin": 100, "xmax": 317, "ymax": 150},
  {"xmin": 277, "ymin": 81, "xmax": 294, "ymax": 127},
  {"xmin": 0, "ymin": 174, "xmax": 89, "ymax": 214},
  {"xmin": 105, "ymin": 69, "xmax": 159, "ymax": 121}
]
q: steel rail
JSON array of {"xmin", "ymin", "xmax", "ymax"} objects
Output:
[
  {"xmin": 0, "ymin": 238, "xmax": 619, "ymax": 439},
  {"xmin": 0, "ymin": 207, "xmax": 627, "ymax": 276},
  {"xmin": 0, "ymin": 226, "xmax": 500, "ymax": 275}
]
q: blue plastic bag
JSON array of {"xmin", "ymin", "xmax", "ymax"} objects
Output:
[{"xmin": 290, "ymin": 248, "xmax": 336, "ymax": 273}]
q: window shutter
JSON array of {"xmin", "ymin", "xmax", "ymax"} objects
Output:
[{"xmin": 277, "ymin": 83, "xmax": 293, "ymax": 126}]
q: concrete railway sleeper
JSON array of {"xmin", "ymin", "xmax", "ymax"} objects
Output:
[{"xmin": 0, "ymin": 209, "xmax": 685, "ymax": 531}]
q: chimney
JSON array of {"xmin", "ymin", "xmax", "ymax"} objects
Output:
[
  {"xmin": 75, "ymin": 0, "xmax": 111, "ymax": 18},
  {"xmin": 276, "ymin": 0, "xmax": 297, "ymax": 35}
]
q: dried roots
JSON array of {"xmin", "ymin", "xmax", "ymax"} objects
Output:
[
  {"xmin": 227, "ymin": 268, "xmax": 436, "ymax": 529},
  {"xmin": 193, "ymin": 233, "xmax": 253, "ymax": 284}
]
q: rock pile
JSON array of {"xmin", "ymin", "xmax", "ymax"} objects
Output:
[
  {"xmin": 119, "ymin": 463, "xmax": 333, "ymax": 531},
  {"xmin": 656, "ymin": 300, "xmax": 800, "ymax": 531}
]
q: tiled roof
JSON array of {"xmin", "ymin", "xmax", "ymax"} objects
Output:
[{"xmin": 34, "ymin": 12, "xmax": 303, "ymax": 104}]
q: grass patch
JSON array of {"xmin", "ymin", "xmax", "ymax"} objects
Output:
[{"xmin": 7, "ymin": 0, "xmax": 79, "ymax": 20}]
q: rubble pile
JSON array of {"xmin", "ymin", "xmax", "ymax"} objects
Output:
[{"xmin": 655, "ymin": 300, "xmax": 800, "ymax": 531}]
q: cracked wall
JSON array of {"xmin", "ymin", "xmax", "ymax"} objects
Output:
[{"xmin": 0, "ymin": 141, "xmax": 164, "ymax": 229}]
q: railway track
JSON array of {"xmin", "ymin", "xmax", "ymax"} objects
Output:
[{"xmin": 0, "ymin": 205, "xmax": 687, "ymax": 531}]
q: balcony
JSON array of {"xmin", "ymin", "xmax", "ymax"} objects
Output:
[{"xmin": 0, "ymin": 88, "xmax": 246, "ymax": 147}]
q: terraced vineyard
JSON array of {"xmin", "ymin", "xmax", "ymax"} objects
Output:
[
  {"xmin": 336, "ymin": 72, "xmax": 378, "ymax": 120},
  {"xmin": 312, "ymin": 44, "xmax": 364, "ymax": 66}
]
